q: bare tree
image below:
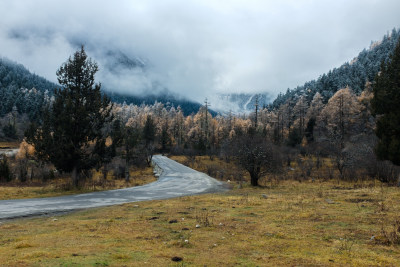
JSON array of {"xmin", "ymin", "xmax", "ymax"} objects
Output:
[{"xmin": 232, "ymin": 134, "xmax": 282, "ymax": 186}]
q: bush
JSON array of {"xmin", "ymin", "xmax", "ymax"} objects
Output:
[
  {"xmin": 0, "ymin": 156, "xmax": 13, "ymax": 182},
  {"xmin": 371, "ymin": 160, "xmax": 400, "ymax": 184}
]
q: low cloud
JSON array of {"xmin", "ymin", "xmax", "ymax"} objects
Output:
[{"xmin": 1, "ymin": 0, "xmax": 400, "ymax": 102}]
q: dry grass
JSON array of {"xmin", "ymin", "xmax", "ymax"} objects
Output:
[
  {"xmin": 0, "ymin": 179, "xmax": 399, "ymax": 266},
  {"xmin": 0, "ymin": 155, "xmax": 399, "ymax": 266},
  {"xmin": 0, "ymin": 167, "xmax": 156, "ymax": 200},
  {"xmin": 0, "ymin": 141, "xmax": 19, "ymax": 149}
]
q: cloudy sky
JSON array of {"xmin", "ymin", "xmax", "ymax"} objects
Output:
[{"xmin": 1, "ymin": 0, "xmax": 400, "ymax": 102}]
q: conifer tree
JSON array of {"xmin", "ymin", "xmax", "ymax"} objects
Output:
[
  {"xmin": 371, "ymin": 39, "xmax": 400, "ymax": 165},
  {"xmin": 26, "ymin": 46, "xmax": 112, "ymax": 186}
]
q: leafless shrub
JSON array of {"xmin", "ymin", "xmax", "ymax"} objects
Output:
[
  {"xmin": 195, "ymin": 210, "xmax": 212, "ymax": 227},
  {"xmin": 14, "ymin": 159, "xmax": 28, "ymax": 182},
  {"xmin": 295, "ymin": 156, "xmax": 315, "ymax": 180},
  {"xmin": 369, "ymin": 160, "xmax": 400, "ymax": 184},
  {"xmin": 375, "ymin": 218, "xmax": 400, "ymax": 245},
  {"xmin": 206, "ymin": 164, "xmax": 218, "ymax": 177},
  {"xmin": 184, "ymin": 148, "xmax": 196, "ymax": 167}
]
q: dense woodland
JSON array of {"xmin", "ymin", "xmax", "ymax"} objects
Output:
[{"xmin": 1, "ymin": 30, "xmax": 400, "ymax": 187}]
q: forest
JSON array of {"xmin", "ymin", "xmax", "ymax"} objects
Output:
[{"xmin": 0, "ymin": 30, "xmax": 399, "ymax": 189}]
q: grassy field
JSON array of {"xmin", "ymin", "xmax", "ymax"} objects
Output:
[{"xmin": 0, "ymin": 171, "xmax": 399, "ymax": 266}]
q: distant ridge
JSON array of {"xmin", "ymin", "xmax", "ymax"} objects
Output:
[{"xmin": 0, "ymin": 57, "xmax": 207, "ymax": 118}]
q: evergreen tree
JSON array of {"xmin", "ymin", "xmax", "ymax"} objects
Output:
[
  {"xmin": 26, "ymin": 46, "xmax": 112, "ymax": 186},
  {"xmin": 371, "ymin": 39, "xmax": 400, "ymax": 165},
  {"xmin": 0, "ymin": 156, "xmax": 12, "ymax": 182}
]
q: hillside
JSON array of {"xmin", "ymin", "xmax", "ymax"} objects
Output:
[
  {"xmin": 269, "ymin": 28, "xmax": 400, "ymax": 109},
  {"xmin": 213, "ymin": 28, "xmax": 400, "ymax": 114},
  {"xmin": 0, "ymin": 57, "xmax": 205, "ymax": 119}
]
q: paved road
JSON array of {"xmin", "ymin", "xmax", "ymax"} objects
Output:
[
  {"xmin": 0, "ymin": 148, "xmax": 19, "ymax": 158},
  {"xmin": 0, "ymin": 155, "xmax": 229, "ymax": 220}
]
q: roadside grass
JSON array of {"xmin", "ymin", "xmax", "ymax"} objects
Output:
[
  {"xmin": 0, "ymin": 141, "xmax": 19, "ymax": 149},
  {"xmin": 0, "ymin": 179, "xmax": 399, "ymax": 266},
  {"xmin": 0, "ymin": 167, "xmax": 156, "ymax": 200}
]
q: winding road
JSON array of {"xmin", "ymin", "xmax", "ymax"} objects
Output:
[{"xmin": 0, "ymin": 155, "xmax": 229, "ymax": 220}]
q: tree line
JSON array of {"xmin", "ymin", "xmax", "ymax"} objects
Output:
[{"xmin": 1, "ymin": 37, "xmax": 400, "ymax": 187}]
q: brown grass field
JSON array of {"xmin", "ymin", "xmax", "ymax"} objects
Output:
[{"xmin": 0, "ymin": 156, "xmax": 399, "ymax": 266}]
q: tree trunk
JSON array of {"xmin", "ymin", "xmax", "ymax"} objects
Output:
[
  {"xmin": 72, "ymin": 166, "xmax": 80, "ymax": 188},
  {"xmin": 125, "ymin": 158, "xmax": 130, "ymax": 182},
  {"xmin": 250, "ymin": 171, "xmax": 259, "ymax": 186},
  {"xmin": 103, "ymin": 164, "xmax": 108, "ymax": 181},
  {"xmin": 398, "ymin": 174, "xmax": 400, "ymax": 187}
]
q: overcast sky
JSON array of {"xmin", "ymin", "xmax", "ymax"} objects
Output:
[{"xmin": 1, "ymin": 0, "xmax": 400, "ymax": 102}]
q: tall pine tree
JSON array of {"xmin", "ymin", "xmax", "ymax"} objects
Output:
[
  {"xmin": 26, "ymin": 46, "xmax": 112, "ymax": 186},
  {"xmin": 371, "ymin": 38, "xmax": 400, "ymax": 165}
]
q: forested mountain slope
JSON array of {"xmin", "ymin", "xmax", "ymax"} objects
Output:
[
  {"xmin": 0, "ymin": 58, "xmax": 205, "ymax": 120},
  {"xmin": 269, "ymin": 28, "xmax": 400, "ymax": 109}
]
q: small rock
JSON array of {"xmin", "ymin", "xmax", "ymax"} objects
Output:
[
  {"xmin": 195, "ymin": 224, "xmax": 201, "ymax": 228},
  {"xmin": 182, "ymin": 227, "xmax": 189, "ymax": 231},
  {"xmin": 213, "ymin": 243, "xmax": 217, "ymax": 247},
  {"xmin": 227, "ymin": 180, "xmax": 231, "ymax": 183},
  {"xmin": 148, "ymin": 216, "xmax": 159, "ymax": 220},
  {"xmin": 261, "ymin": 194, "xmax": 268, "ymax": 199},
  {"xmin": 171, "ymin": 256, "xmax": 183, "ymax": 262},
  {"xmin": 219, "ymin": 223, "xmax": 224, "ymax": 226},
  {"xmin": 169, "ymin": 219, "xmax": 178, "ymax": 224},
  {"xmin": 181, "ymin": 218, "xmax": 185, "ymax": 221},
  {"xmin": 370, "ymin": 235, "xmax": 375, "ymax": 241},
  {"xmin": 72, "ymin": 253, "xmax": 79, "ymax": 257},
  {"xmin": 184, "ymin": 239, "xmax": 189, "ymax": 243},
  {"xmin": 232, "ymin": 206, "xmax": 236, "ymax": 209},
  {"xmin": 325, "ymin": 199, "xmax": 335, "ymax": 204},
  {"xmin": 133, "ymin": 205, "xmax": 139, "ymax": 208},
  {"xmin": 52, "ymin": 218, "xmax": 58, "ymax": 221}
]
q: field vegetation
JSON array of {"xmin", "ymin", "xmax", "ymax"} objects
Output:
[{"xmin": 0, "ymin": 156, "xmax": 399, "ymax": 266}]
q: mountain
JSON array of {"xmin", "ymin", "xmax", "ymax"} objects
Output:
[
  {"xmin": 210, "ymin": 93, "xmax": 272, "ymax": 115},
  {"xmin": 106, "ymin": 90, "xmax": 209, "ymax": 116},
  {"xmin": 0, "ymin": 57, "xmax": 56, "ymax": 120},
  {"xmin": 0, "ymin": 56, "xmax": 206, "ymax": 119},
  {"xmin": 212, "ymin": 28, "xmax": 400, "ymax": 114},
  {"xmin": 268, "ymin": 28, "xmax": 400, "ymax": 110}
]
